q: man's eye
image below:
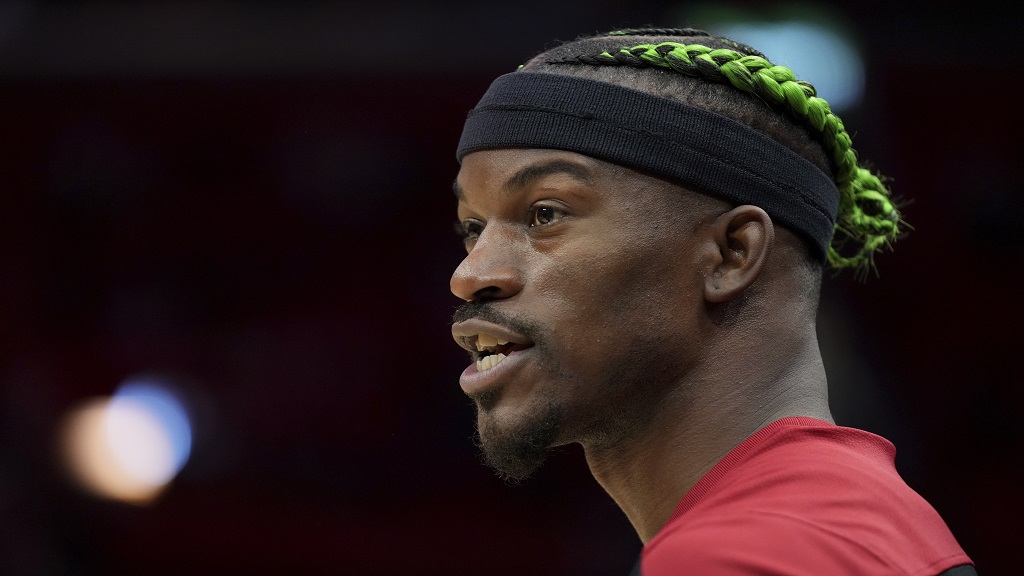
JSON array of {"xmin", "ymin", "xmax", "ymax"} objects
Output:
[
  {"xmin": 456, "ymin": 219, "xmax": 484, "ymax": 241},
  {"xmin": 529, "ymin": 206, "xmax": 563, "ymax": 227}
]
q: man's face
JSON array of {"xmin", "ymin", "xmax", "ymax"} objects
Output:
[{"xmin": 450, "ymin": 149, "xmax": 712, "ymax": 480}]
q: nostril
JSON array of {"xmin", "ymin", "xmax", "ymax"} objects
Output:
[{"xmin": 472, "ymin": 286, "xmax": 504, "ymax": 301}]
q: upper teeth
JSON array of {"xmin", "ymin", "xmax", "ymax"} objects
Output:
[{"xmin": 475, "ymin": 333, "xmax": 509, "ymax": 351}]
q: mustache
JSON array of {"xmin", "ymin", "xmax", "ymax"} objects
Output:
[{"xmin": 452, "ymin": 301, "xmax": 537, "ymax": 337}]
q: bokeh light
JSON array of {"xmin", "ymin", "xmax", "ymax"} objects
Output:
[
  {"xmin": 109, "ymin": 378, "xmax": 193, "ymax": 483},
  {"xmin": 60, "ymin": 377, "xmax": 193, "ymax": 504}
]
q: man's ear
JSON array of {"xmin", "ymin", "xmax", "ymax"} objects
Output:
[{"xmin": 703, "ymin": 205, "xmax": 774, "ymax": 303}]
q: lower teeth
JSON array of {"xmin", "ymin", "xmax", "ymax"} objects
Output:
[{"xmin": 476, "ymin": 352, "xmax": 507, "ymax": 372}]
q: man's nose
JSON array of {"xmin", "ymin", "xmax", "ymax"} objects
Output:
[{"xmin": 450, "ymin": 226, "xmax": 524, "ymax": 302}]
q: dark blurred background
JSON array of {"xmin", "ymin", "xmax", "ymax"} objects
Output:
[{"xmin": 0, "ymin": 1, "xmax": 1020, "ymax": 574}]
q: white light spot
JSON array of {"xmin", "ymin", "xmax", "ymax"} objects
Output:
[
  {"xmin": 59, "ymin": 377, "xmax": 193, "ymax": 504},
  {"xmin": 104, "ymin": 398, "xmax": 177, "ymax": 486},
  {"xmin": 109, "ymin": 379, "xmax": 192, "ymax": 480}
]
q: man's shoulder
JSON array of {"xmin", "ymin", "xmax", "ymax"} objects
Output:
[
  {"xmin": 644, "ymin": 509, "xmax": 971, "ymax": 575},
  {"xmin": 688, "ymin": 419, "xmax": 927, "ymax": 512},
  {"xmin": 643, "ymin": 510, "xmax": 883, "ymax": 573},
  {"xmin": 641, "ymin": 419, "xmax": 972, "ymax": 575},
  {"xmin": 676, "ymin": 419, "xmax": 921, "ymax": 520}
]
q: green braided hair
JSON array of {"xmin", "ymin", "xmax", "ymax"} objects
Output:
[{"xmin": 521, "ymin": 28, "xmax": 904, "ymax": 276}]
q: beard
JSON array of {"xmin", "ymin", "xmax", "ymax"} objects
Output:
[
  {"xmin": 453, "ymin": 301, "xmax": 680, "ymax": 483},
  {"xmin": 455, "ymin": 301, "xmax": 561, "ymax": 482},
  {"xmin": 472, "ymin": 389, "xmax": 562, "ymax": 483},
  {"xmin": 468, "ymin": 332, "xmax": 679, "ymax": 483}
]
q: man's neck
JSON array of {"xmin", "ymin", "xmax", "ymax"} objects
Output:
[{"xmin": 582, "ymin": 329, "xmax": 831, "ymax": 544}]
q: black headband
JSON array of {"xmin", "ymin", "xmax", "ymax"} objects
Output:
[{"xmin": 456, "ymin": 71, "xmax": 839, "ymax": 259}]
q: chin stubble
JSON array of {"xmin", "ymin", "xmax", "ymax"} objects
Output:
[
  {"xmin": 467, "ymin": 336, "xmax": 675, "ymax": 483},
  {"xmin": 454, "ymin": 302, "xmax": 680, "ymax": 482},
  {"xmin": 455, "ymin": 301, "xmax": 558, "ymax": 482},
  {"xmin": 472, "ymin": 391, "xmax": 562, "ymax": 484}
]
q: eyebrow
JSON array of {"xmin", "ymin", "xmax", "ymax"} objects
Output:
[{"xmin": 452, "ymin": 159, "xmax": 594, "ymax": 201}]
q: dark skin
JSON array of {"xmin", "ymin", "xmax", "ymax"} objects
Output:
[{"xmin": 450, "ymin": 148, "xmax": 833, "ymax": 543}]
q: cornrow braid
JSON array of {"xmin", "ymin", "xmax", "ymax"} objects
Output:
[
  {"xmin": 543, "ymin": 36, "xmax": 902, "ymax": 275},
  {"xmin": 604, "ymin": 28, "xmax": 767, "ymax": 59}
]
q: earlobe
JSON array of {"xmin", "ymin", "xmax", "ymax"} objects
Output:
[{"xmin": 703, "ymin": 205, "xmax": 774, "ymax": 303}]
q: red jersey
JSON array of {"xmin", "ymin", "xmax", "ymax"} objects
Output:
[{"xmin": 641, "ymin": 417, "xmax": 973, "ymax": 575}]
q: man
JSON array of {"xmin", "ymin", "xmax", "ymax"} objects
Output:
[{"xmin": 448, "ymin": 28, "xmax": 974, "ymax": 574}]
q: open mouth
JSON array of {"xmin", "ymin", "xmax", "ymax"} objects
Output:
[
  {"xmin": 452, "ymin": 318, "xmax": 534, "ymax": 376},
  {"xmin": 472, "ymin": 333, "xmax": 527, "ymax": 372}
]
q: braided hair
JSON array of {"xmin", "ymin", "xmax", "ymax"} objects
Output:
[{"xmin": 521, "ymin": 28, "xmax": 903, "ymax": 276}]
